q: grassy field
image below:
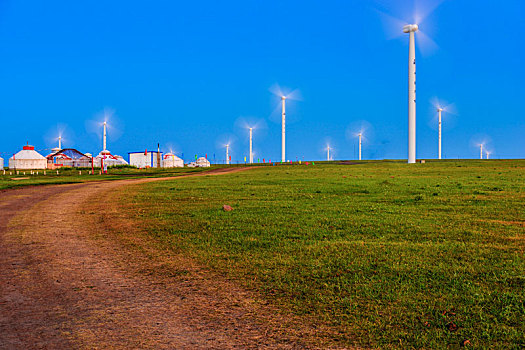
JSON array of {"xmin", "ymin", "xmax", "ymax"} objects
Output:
[
  {"xmin": 0, "ymin": 165, "xmax": 224, "ymax": 190},
  {"xmin": 119, "ymin": 160, "xmax": 524, "ymax": 349}
]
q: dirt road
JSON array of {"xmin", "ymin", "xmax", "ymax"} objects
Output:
[{"xmin": 0, "ymin": 169, "xmax": 338, "ymax": 349}]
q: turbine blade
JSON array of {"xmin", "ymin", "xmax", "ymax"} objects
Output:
[
  {"xmin": 414, "ymin": 0, "xmax": 447, "ymax": 25},
  {"xmin": 376, "ymin": 9, "xmax": 406, "ymax": 40},
  {"xmin": 416, "ymin": 29, "xmax": 438, "ymax": 56},
  {"xmin": 430, "ymin": 96, "xmax": 443, "ymax": 110},
  {"xmin": 268, "ymin": 102, "xmax": 283, "ymax": 124},
  {"xmin": 269, "ymin": 83, "xmax": 283, "ymax": 97},
  {"xmin": 286, "ymin": 88, "xmax": 302, "ymax": 101},
  {"xmin": 443, "ymin": 102, "xmax": 458, "ymax": 116}
]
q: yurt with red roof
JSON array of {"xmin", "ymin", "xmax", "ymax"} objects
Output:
[{"xmin": 9, "ymin": 145, "xmax": 47, "ymax": 169}]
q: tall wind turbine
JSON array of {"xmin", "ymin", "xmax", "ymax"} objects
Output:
[
  {"xmin": 326, "ymin": 144, "xmax": 331, "ymax": 161},
  {"xmin": 226, "ymin": 143, "xmax": 230, "ymax": 165},
  {"xmin": 269, "ymin": 84, "xmax": 300, "ymax": 163},
  {"xmin": 58, "ymin": 135, "xmax": 62, "ymax": 150},
  {"xmin": 486, "ymin": 151, "xmax": 491, "ymax": 159},
  {"xmin": 378, "ymin": 4, "xmax": 442, "ymax": 163},
  {"xmin": 403, "ymin": 24, "xmax": 419, "ymax": 163},
  {"xmin": 479, "ymin": 144, "xmax": 483, "ymax": 159},
  {"xmin": 281, "ymin": 96, "xmax": 286, "ymax": 162}
]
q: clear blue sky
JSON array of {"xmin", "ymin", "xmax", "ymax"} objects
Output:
[{"xmin": 0, "ymin": 0, "xmax": 523, "ymax": 162}]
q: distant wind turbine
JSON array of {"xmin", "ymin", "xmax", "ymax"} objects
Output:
[
  {"xmin": 270, "ymin": 84, "xmax": 300, "ymax": 163},
  {"xmin": 479, "ymin": 144, "xmax": 483, "ymax": 159},
  {"xmin": 103, "ymin": 121, "xmax": 107, "ymax": 151},
  {"xmin": 431, "ymin": 99, "xmax": 457, "ymax": 160},
  {"xmin": 326, "ymin": 144, "xmax": 332, "ymax": 161},
  {"xmin": 358, "ymin": 132, "xmax": 362, "ymax": 161},
  {"xmin": 281, "ymin": 96, "xmax": 286, "ymax": 162},
  {"xmin": 249, "ymin": 127, "xmax": 253, "ymax": 164}
]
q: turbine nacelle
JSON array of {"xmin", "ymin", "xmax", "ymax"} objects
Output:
[
  {"xmin": 281, "ymin": 96, "xmax": 286, "ymax": 100},
  {"xmin": 403, "ymin": 24, "xmax": 419, "ymax": 33}
]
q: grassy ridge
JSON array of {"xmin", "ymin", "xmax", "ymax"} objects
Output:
[{"xmin": 121, "ymin": 160, "xmax": 524, "ymax": 348}]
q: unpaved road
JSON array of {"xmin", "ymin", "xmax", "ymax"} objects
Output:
[{"xmin": 0, "ymin": 169, "xmax": 342, "ymax": 349}]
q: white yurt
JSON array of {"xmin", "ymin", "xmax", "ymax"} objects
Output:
[
  {"xmin": 9, "ymin": 145, "xmax": 47, "ymax": 169},
  {"xmin": 93, "ymin": 150, "xmax": 129, "ymax": 167},
  {"xmin": 196, "ymin": 157, "xmax": 211, "ymax": 167},
  {"xmin": 163, "ymin": 153, "xmax": 184, "ymax": 168}
]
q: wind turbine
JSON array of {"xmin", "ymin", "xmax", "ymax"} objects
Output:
[
  {"xmin": 358, "ymin": 132, "xmax": 362, "ymax": 160},
  {"xmin": 431, "ymin": 99, "xmax": 457, "ymax": 160},
  {"xmin": 326, "ymin": 144, "xmax": 331, "ymax": 161},
  {"xmin": 403, "ymin": 23, "xmax": 419, "ymax": 163},
  {"xmin": 378, "ymin": 3, "xmax": 442, "ymax": 163},
  {"xmin": 226, "ymin": 143, "xmax": 230, "ymax": 165},
  {"xmin": 281, "ymin": 96, "xmax": 286, "ymax": 162},
  {"xmin": 269, "ymin": 84, "xmax": 300, "ymax": 163},
  {"xmin": 249, "ymin": 127, "xmax": 253, "ymax": 164},
  {"xmin": 479, "ymin": 144, "xmax": 483, "ymax": 159},
  {"xmin": 486, "ymin": 151, "xmax": 491, "ymax": 159},
  {"xmin": 103, "ymin": 121, "xmax": 107, "ymax": 152},
  {"xmin": 437, "ymin": 107, "xmax": 443, "ymax": 159},
  {"xmin": 51, "ymin": 134, "xmax": 63, "ymax": 153}
]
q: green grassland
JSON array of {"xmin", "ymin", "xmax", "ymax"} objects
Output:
[
  {"xmin": 0, "ymin": 165, "xmax": 221, "ymax": 191},
  {"xmin": 120, "ymin": 160, "xmax": 524, "ymax": 348}
]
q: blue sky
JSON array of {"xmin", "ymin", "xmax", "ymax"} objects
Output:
[{"xmin": 0, "ymin": 0, "xmax": 523, "ymax": 162}]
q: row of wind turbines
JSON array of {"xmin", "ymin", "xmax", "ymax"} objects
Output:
[
  {"xmin": 54, "ymin": 3, "xmax": 497, "ymax": 164},
  {"xmin": 239, "ymin": 3, "xmax": 490, "ymax": 164}
]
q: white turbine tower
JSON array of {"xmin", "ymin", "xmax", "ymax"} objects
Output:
[
  {"xmin": 403, "ymin": 24, "xmax": 419, "ymax": 163},
  {"xmin": 479, "ymin": 144, "xmax": 483, "ymax": 160},
  {"xmin": 281, "ymin": 96, "xmax": 286, "ymax": 162},
  {"xmin": 437, "ymin": 107, "xmax": 443, "ymax": 159},
  {"xmin": 326, "ymin": 145, "xmax": 331, "ymax": 161},
  {"xmin": 486, "ymin": 151, "xmax": 491, "ymax": 159},
  {"xmin": 249, "ymin": 127, "xmax": 253, "ymax": 164},
  {"xmin": 226, "ymin": 144, "xmax": 230, "ymax": 165},
  {"xmin": 58, "ymin": 135, "xmax": 62, "ymax": 150},
  {"xmin": 358, "ymin": 132, "xmax": 362, "ymax": 161},
  {"xmin": 103, "ymin": 121, "xmax": 108, "ymax": 151}
]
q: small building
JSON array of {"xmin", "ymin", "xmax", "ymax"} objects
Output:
[
  {"xmin": 93, "ymin": 150, "xmax": 129, "ymax": 168},
  {"xmin": 46, "ymin": 148, "xmax": 92, "ymax": 169},
  {"xmin": 128, "ymin": 150, "xmax": 163, "ymax": 168},
  {"xmin": 163, "ymin": 153, "xmax": 184, "ymax": 168},
  {"xmin": 0, "ymin": 156, "xmax": 4, "ymax": 168},
  {"xmin": 9, "ymin": 145, "xmax": 47, "ymax": 169},
  {"xmin": 196, "ymin": 157, "xmax": 211, "ymax": 167}
]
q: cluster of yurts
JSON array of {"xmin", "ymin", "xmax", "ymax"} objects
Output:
[{"xmin": 1, "ymin": 144, "xmax": 210, "ymax": 170}]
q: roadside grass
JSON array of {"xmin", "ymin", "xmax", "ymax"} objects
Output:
[
  {"xmin": 0, "ymin": 165, "xmax": 228, "ymax": 191},
  {"xmin": 120, "ymin": 160, "xmax": 524, "ymax": 348}
]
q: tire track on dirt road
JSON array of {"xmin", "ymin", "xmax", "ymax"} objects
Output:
[{"xmin": 0, "ymin": 168, "xmax": 344, "ymax": 349}]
